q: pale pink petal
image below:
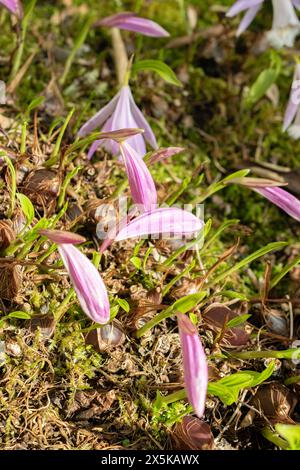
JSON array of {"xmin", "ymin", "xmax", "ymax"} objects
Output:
[
  {"xmin": 40, "ymin": 229, "xmax": 85, "ymax": 245},
  {"xmin": 237, "ymin": 4, "xmax": 262, "ymax": 35},
  {"xmin": 178, "ymin": 314, "xmax": 208, "ymax": 418},
  {"xmin": 58, "ymin": 244, "xmax": 110, "ymax": 324},
  {"xmin": 0, "ymin": 0, "xmax": 22, "ymax": 18},
  {"xmin": 77, "ymin": 90, "xmax": 121, "ymax": 138},
  {"xmin": 120, "ymin": 141, "xmax": 157, "ymax": 212},
  {"xmin": 226, "ymin": 0, "xmax": 264, "ymax": 17},
  {"xmin": 254, "ymin": 186, "xmax": 300, "ymax": 222},
  {"xmin": 293, "ymin": 0, "xmax": 300, "ymax": 9},
  {"xmin": 114, "ymin": 207, "xmax": 203, "ymax": 242},
  {"xmin": 81, "ymin": 86, "xmax": 156, "ymax": 158},
  {"xmin": 96, "ymin": 12, "xmax": 169, "ymax": 37},
  {"xmin": 106, "ymin": 87, "xmax": 146, "ymax": 155},
  {"xmin": 283, "ymin": 63, "xmax": 300, "ymax": 131},
  {"xmin": 90, "ymin": 115, "xmax": 118, "ymax": 157},
  {"xmin": 128, "ymin": 87, "xmax": 158, "ymax": 150}
]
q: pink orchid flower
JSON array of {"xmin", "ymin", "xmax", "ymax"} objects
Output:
[
  {"xmin": 78, "ymin": 85, "xmax": 158, "ymax": 158},
  {"xmin": 227, "ymin": 0, "xmax": 300, "ymax": 48}
]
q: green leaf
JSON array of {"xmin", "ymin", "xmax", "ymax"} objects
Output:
[
  {"xmin": 136, "ymin": 291, "xmax": 207, "ymax": 338},
  {"xmin": 209, "ymin": 361, "xmax": 275, "ymax": 405},
  {"xmin": 207, "ymin": 382, "xmax": 238, "ymax": 405},
  {"xmin": 209, "ymin": 241, "xmax": 288, "ymax": 287},
  {"xmin": 117, "ymin": 298, "xmax": 130, "ymax": 313},
  {"xmin": 8, "ymin": 311, "xmax": 31, "ymax": 320},
  {"xmin": 110, "ymin": 305, "xmax": 119, "ymax": 320},
  {"xmin": 157, "ymin": 362, "xmax": 276, "ymax": 409},
  {"xmin": 271, "ymin": 252, "xmax": 300, "ymax": 290},
  {"xmin": 275, "ymin": 424, "xmax": 300, "ymax": 450},
  {"xmin": 130, "ymin": 256, "xmax": 142, "ymax": 270},
  {"xmin": 220, "ymin": 290, "xmax": 249, "ymax": 301},
  {"xmin": 59, "ymin": 14, "xmax": 95, "ymax": 86},
  {"xmin": 132, "ymin": 59, "xmax": 182, "ymax": 87},
  {"xmin": 226, "ymin": 314, "xmax": 251, "ymax": 328},
  {"xmin": 230, "ymin": 348, "xmax": 300, "ymax": 360},
  {"xmin": 244, "ymin": 68, "xmax": 278, "ymax": 108},
  {"xmin": 17, "ymin": 193, "xmax": 35, "ymax": 225},
  {"xmin": 189, "ymin": 312, "xmax": 198, "ymax": 325},
  {"xmin": 58, "ymin": 166, "xmax": 82, "ymax": 208},
  {"xmin": 25, "ymin": 96, "xmax": 45, "ymax": 116},
  {"xmin": 172, "ymin": 292, "xmax": 207, "ymax": 314},
  {"xmin": 222, "ymin": 169, "xmax": 250, "ymax": 184}
]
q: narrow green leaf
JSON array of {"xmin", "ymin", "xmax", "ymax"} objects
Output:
[
  {"xmin": 275, "ymin": 424, "xmax": 300, "ymax": 450},
  {"xmin": 270, "ymin": 252, "xmax": 300, "ymax": 290},
  {"xmin": 25, "ymin": 96, "xmax": 45, "ymax": 116},
  {"xmin": 117, "ymin": 299, "xmax": 130, "ymax": 313},
  {"xmin": 17, "ymin": 193, "xmax": 35, "ymax": 225},
  {"xmin": 60, "ymin": 14, "xmax": 94, "ymax": 86},
  {"xmin": 130, "ymin": 256, "xmax": 142, "ymax": 270},
  {"xmin": 8, "ymin": 311, "xmax": 31, "ymax": 320},
  {"xmin": 58, "ymin": 166, "xmax": 82, "ymax": 208},
  {"xmin": 226, "ymin": 314, "xmax": 251, "ymax": 328},
  {"xmin": 209, "ymin": 241, "xmax": 288, "ymax": 287},
  {"xmin": 132, "ymin": 59, "xmax": 182, "ymax": 87},
  {"xmin": 244, "ymin": 68, "xmax": 278, "ymax": 108},
  {"xmin": 172, "ymin": 292, "xmax": 207, "ymax": 314}
]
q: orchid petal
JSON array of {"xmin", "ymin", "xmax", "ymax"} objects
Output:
[
  {"xmin": 58, "ymin": 244, "xmax": 110, "ymax": 324},
  {"xmin": 40, "ymin": 229, "xmax": 85, "ymax": 245},
  {"xmin": 114, "ymin": 207, "xmax": 203, "ymax": 242},
  {"xmin": 254, "ymin": 186, "xmax": 300, "ymax": 222},
  {"xmin": 77, "ymin": 90, "xmax": 121, "ymax": 137},
  {"xmin": 80, "ymin": 85, "xmax": 157, "ymax": 158},
  {"xmin": 271, "ymin": 0, "xmax": 300, "ymax": 30},
  {"xmin": 226, "ymin": 0, "xmax": 264, "ymax": 17},
  {"xmin": 128, "ymin": 87, "xmax": 158, "ymax": 150},
  {"xmin": 178, "ymin": 314, "xmax": 208, "ymax": 418},
  {"xmin": 0, "ymin": 0, "xmax": 22, "ymax": 18},
  {"xmin": 267, "ymin": 0, "xmax": 300, "ymax": 48},
  {"xmin": 120, "ymin": 141, "xmax": 157, "ymax": 212},
  {"xmin": 96, "ymin": 12, "xmax": 135, "ymax": 26},
  {"xmin": 283, "ymin": 63, "xmax": 300, "ymax": 131},
  {"xmin": 237, "ymin": 4, "xmax": 263, "ymax": 35},
  {"xmin": 40, "ymin": 230, "xmax": 110, "ymax": 324},
  {"xmin": 107, "ymin": 87, "xmax": 146, "ymax": 155},
  {"xmin": 293, "ymin": 0, "xmax": 300, "ymax": 10},
  {"xmin": 97, "ymin": 12, "xmax": 169, "ymax": 37}
]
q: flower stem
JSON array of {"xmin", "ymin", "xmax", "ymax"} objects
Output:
[{"xmin": 111, "ymin": 27, "xmax": 128, "ymax": 86}]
